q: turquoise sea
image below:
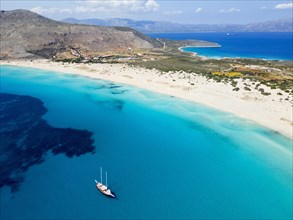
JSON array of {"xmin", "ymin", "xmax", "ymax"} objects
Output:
[
  {"xmin": 0, "ymin": 65, "xmax": 292, "ymax": 219},
  {"xmin": 148, "ymin": 32, "xmax": 293, "ymax": 60}
]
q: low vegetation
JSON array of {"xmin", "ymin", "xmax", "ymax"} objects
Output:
[
  {"xmin": 49, "ymin": 36, "xmax": 292, "ymax": 95},
  {"xmin": 131, "ymin": 52, "xmax": 293, "ymax": 93},
  {"xmin": 212, "ymin": 71, "xmax": 242, "ymax": 77}
]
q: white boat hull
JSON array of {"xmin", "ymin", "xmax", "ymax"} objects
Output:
[{"xmin": 95, "ymin": 180, "xmax": 115, "ymax": 198}]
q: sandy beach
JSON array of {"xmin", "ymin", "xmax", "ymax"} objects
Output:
[{"xmin": 1, "ymin": 59, "xmax": 292, "ymax": 139}]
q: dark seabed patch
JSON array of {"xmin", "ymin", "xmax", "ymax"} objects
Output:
[
  {"xmin": 97, "ymin": 99, "xmax": 125, "ymax": 112},
  {"xmin": 0, "ymin": 93, "xmax": 95, "ymax": 192},
  {"xmin": 83, "ymin": 85, "xmax": 107, "ymax": 90},
  {"xmin": 105, "ymin": 83, "xmax": 128, "ymax": 95},
  {"xmin": 65, "ymin": 74, "xmax": 80, "ymax": 78},
  {"xmin": 107, "ymin": 85, "xmax": 122, "ymax": 89},
  {"xmin": 84, "ymin": 93, "xmax": 125, "ymax": 112},
  {"xmin": 110, "ymin": 89, "xmax": 128, "ymax": 95},
  {"xmin": 83, "ymin": 84, "xmax": 128, "ymax": 95}
]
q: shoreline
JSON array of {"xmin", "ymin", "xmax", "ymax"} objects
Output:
[
  {"xmin": 179, "ymin": 46, "xmax": 292, "ymax": 61},
  {"xmin": 1, "ymin": 59, "xmax": 292, "ymax": 139},
  {"xmin": 178, "ymin": 46, "xmax": 209, "ymax": 60}
]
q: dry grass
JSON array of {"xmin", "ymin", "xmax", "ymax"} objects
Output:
[{"xmin": 212, "ymin": 71, "xmax": 242, "ymax": 77}]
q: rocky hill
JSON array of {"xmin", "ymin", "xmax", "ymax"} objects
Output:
[
  {"xmin": 0, "ymin": 10, "xmax": 161, "ymax": 59},
  {"xmin": 62, "ymin": 17, "xmax": 293, "ymax": 33}
]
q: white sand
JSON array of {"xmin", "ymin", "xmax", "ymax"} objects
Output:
[{"xmin": 1, "ymin": 59, "xmax": 292, "ymax": 139}]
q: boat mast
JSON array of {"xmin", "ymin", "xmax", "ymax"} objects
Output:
[
  {"xmin": 106, "ymin": 171, "xmax": 108, "ymax": 187},
  {"xmin": 100, "ymin": 166, "xmax": 103, "ymax": 184}
]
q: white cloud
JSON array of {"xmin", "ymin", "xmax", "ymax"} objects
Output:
[
  {"xmin": 260, "ymin": 6, "xmax": 267, "ymax": 10},
  {"xmin": 30, "ymin": 6, "xmax": 50, "ymax": 14},
  {"xmin": 219, "ymin": 8, "xmax": 240, "ymax": 13},
  {"xmin": 145, "ymin": 0, "xmax": 160, "ymax": 11},
  {"xmin": 31, "ymin": 6, "xmax": 111, "ymax": 14},
  {"xmin": 275, "ymin": 2, "xmax": 293, "ymax": 9},
  {"xmin": 163, "ymin": 10, "xmax": 182, "ymax": 15},
  {"xmin": 74, "ymin": 6, "xmax": 107, "ymax": 13},
  {"xmin": 31, "ymin": 6, "xmax": 73, "ymax": 14},
  {"xmin": 75, "ymin": 0, "xmax": 137, "ymax": 7},
  {"xmin": 30, "ymin": 1, "xmax": 160, "ymax": 15},
  {"xmin": 75, "ymin": 0, "xmax": 159, "ymax": 12},
  {"xmin": 195, "ymin": 8, "xmax": 202, "ymax": 13}
]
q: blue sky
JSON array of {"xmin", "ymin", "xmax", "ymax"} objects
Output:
[{"xmin": 1, "ymin": 0, "xmax": 292, "ymax": 24}]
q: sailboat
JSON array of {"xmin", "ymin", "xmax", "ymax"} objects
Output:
[{"xmin": 95, "ymin": 167, "xmax": 115, "ymax": 198}]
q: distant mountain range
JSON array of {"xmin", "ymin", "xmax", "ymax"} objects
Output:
[{"xmin": 61, "ymin": 17, "xmax": 293, "ymax": 33}]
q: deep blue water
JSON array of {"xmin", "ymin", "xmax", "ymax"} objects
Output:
[
  {"xmin": 148, "ymin": 32, "xmax": 293, "ymax": 60},
  {"xmin": 0, "ymin": 65, "xmax": 292, "ymax": 219}
]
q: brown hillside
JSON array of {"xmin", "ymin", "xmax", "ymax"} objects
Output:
[{"xmin": 0, "ymin": 10, "xmax": 161, "ymax": 59}]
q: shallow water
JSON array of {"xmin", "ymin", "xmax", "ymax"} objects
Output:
[
  {"xmin": 1, "ymin": 65, "xmax": 292, "ymax": 219},
  {"xmin": 148, "ymin": 32, "xmax": 293, "ymax": 60}
]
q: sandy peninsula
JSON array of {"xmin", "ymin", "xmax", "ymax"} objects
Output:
[{"xmin": 1, "ymin": 59, "xmax": 292, "ymax": 139}]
